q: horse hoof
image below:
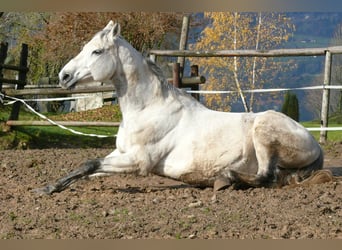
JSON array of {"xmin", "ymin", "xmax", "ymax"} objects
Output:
[
  {"xmin": 32, "ymin": 185, "xmax": 56, "ymax": 195},
  {"xmin": 214, "ymin": 177, "xmax": 231, "ymax": 191},
  {"xmin": 229, "ymin": 170, "xmax": 270, "ymax": 187}
]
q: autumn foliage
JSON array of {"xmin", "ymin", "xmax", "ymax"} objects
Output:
[
  {"xmin": 190, "ymin": 12, "xmax": 295, "ymax": 112},
  {"xmin": 18, "ymin": 12, "xmax": 181, "ymax": 83}
]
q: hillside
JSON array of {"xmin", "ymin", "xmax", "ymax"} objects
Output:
[
  {"xmin": 187, "ymin": 12, "xmax": 342, "ymax": 121},
  {"xmin": 284, "ymin": 13, "xmax": 342, "ymax": 121}
]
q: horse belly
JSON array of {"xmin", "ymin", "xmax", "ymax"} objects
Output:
[
  {"xmin": 157, "ymin": 120, "xmax": 256, "ymax": 186},
  {"xmin": 188, "ymin": 112, "xmax": 258, "ymax": 175},
  {"xmin": 151, "ymin": 140, "xmax": 228, "ymax": 186}
]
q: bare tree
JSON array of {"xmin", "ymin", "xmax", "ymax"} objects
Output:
[
  {"xmin": 190, "ymin": 12, "xmax": 295, "ymax": 112},
  {"xmin": 331, "ymin": 23, "xmax": 342, "ymax": 114}
]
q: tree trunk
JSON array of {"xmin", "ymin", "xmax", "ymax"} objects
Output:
[
  {"xmin": 233, "ymin": 12, "xmax": 249, "ymax": 112},
  {"xmin": 250, "ymin": 12, "xmax": 262, "ymax": 112}
]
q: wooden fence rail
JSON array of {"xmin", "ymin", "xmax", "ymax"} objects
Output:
[
  {"xmin": 2, "ymin": 75, "xmax": 205, "ymax": 97},
  {"xmin": 4, "ymin": 85, "xmax": 116, "ymax": 96},
  {"xmin": 149, "ymin": 46, "xmax": 342, "ymax": 58}
]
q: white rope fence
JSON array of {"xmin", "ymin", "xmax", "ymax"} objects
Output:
[
  {"xmin": 186, "ymin": 84, "xmax": 342, "ymax": 132},
  {"xmin": 186, "ymin": 84, "xmax": 342, "ymax": 94},
  {"xmin": 1, "ymin": 83, "xmax": 342, "ymax": 137},
  {"xmin": 1, "ymin": 93, "xmax": 117, "ymax": 138}
]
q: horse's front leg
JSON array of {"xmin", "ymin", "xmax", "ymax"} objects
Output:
[{"xmin": 34, "ymin": 149, "xmax": 149, "ymax": 195}]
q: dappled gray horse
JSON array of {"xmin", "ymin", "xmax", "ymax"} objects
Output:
[{"xmin": 36, "ymin": 21, "xmax": 326, "ymax": 195}]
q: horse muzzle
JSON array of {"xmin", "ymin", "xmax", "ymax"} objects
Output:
[{"xmin": 59, "ymin": 71, "xmax": 77, "ymax": 90}]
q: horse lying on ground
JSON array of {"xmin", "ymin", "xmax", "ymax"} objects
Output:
[{"xmin": 35, "ymin": 21, "xmax": 335, "ymax": 195}]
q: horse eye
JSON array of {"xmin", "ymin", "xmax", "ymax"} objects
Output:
[{"xmin": 92, "ymin": 49, "xmax": 104, "ymax": 55}]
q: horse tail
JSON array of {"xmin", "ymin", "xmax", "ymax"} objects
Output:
[{"xmin": 277, "ymin": 147, "xmax": 332, "ymax": 187}]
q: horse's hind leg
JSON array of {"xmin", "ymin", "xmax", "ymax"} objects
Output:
[
  {"xmin": 228, "ymin": 164, "xmax": 276, "ymax": 188},
  {"xmin": 227, "ymin": 118, "xmax": 278, "ymax": 187},
  {"xmin": 231, "ymin": 111, "xmax": 323, "ymax": 187}
]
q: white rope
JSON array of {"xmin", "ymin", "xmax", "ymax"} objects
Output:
[
  {"xmin": 186, "ymin": 85, "xmax": 342, "ymax": 94},
  {"xmin": 1, "ymin": 93, "xmax": 116, "ymax": 138},
  {"xmin": 185, "ymin": 84, "xmax": 342, "ymax": 132},
  {"xmin": 2, "ymin": 86, "xmax": 342, "ymax": 134},
  {"xmin": 306, "ymin": 127, "xmax": 342, "ymax": 131}
]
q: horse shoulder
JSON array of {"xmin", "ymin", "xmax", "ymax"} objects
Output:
[{"xmin": 116, "ymin": 103, "xmax": 182, "ymax": 158}]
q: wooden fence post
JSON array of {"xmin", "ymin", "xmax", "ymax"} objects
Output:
[
  {"xmin": 177, "ymin": 15, "xmax": 190, "ymax": 78},
  {"xmin": 0, "ymin": 42, "xmax": 8, "ymax": 93},
  {"xmin": 320, "ymin": 50, "xmax": 332, "ymax": 144},
  {"xmin": 172, "ymin": 63, "xmax": 181, "ymax": 88},
  {"xmin": 190, "ymin": 65, "xmax": 200, "ymax": 101},
  {"xmin": 9, "ymin": 43, "xmax": 28, "ymax": 121}
]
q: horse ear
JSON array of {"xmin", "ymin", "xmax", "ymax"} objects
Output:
[
  {"xmin": 104, "ymin": 20, "xmax": 114, "ymax": 31},
  {"xmin": 111, "ymin": 23, "xmax": 121, "ymax": 38}
]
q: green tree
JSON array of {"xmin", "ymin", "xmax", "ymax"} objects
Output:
[
  {"xmin": 281, "ymin": 91, "xmax": 299, "ymax": 121},
  {"xmin": 0, "ymin": 12, "xmax": 49, "ymax": 83},
  {"xmin": 190, "ymin": 12, "xmax": 295, "ymax": 112}
]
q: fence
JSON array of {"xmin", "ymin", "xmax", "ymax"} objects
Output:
[
  {"xmin": 150, "ymin": 46, "xmax": 342, "ymax": 144},
  {"xmin": 1, "ymin": 42, "xmax": 342, "ymax": 143},
  {"xmin": 0, "ymin": 42, "xmax": 28, "ymax": 121},
  {"xmin": 0, "ymin": 42, "xmax": 122, "ymax": 136},
  {"xmin": 0, "ymin": 41, "xmax": 205, "ymax": 137}
]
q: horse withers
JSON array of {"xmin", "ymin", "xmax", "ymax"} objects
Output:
[{"xmin": 35, "ymin": 21, "xmax": 330, "ymax": 195}]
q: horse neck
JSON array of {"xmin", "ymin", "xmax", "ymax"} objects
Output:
[{"xmin": 112, "ymin": 39, "xmax": 166, "ymax": 115}]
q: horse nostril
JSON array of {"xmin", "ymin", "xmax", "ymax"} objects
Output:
[{"xmin": 62, "ymin": 73, "xmax": 71, "ymax": 83}]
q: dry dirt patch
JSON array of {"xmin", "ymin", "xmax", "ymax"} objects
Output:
[{"xmin": 0, "ymin": 145, "xmax": 342, "ymax": 239}]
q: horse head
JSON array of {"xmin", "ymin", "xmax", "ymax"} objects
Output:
[{"xmin": 59, "ymin": 21, "xmax": 121, "ymax": 89}]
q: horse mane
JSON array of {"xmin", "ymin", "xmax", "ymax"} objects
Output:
[{"xmin": 144, "ymin": 58, "xmax": 204, "ymax": 108}]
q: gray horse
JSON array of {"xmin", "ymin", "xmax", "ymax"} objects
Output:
[{"xmin": 36, "ymin": 21, "xmax": 330, "ymax": 195}]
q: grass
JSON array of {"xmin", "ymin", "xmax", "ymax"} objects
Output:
[
  {"xmin": 301, "ymin": 114, "xmax": 342, "ymax": 142},
  {"xmin": 8, "ymin": 211, "xmax": 17, "ymax": 221},
  {"xmin": 13, "ymin": 125, "xmax": 117, "ymax": 149},
  {"xmin": 0, "ymin": 105, "xmax": 120, "ymax": 149}
]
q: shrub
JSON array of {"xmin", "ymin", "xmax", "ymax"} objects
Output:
[{"xmin": 281, "ymin": 91, "xmax": 299, "ymax": 122}]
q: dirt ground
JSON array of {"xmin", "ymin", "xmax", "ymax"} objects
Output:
[{"xmin": 1, "ymin": 143, "xmax": 342, "ymax": 239}]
